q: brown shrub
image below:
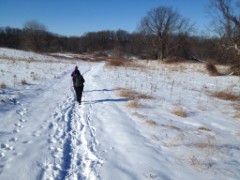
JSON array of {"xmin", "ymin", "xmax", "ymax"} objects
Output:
[
  {"xmin": 118, "ymin": 89, "xmax": 153, "ymax": 100},
  {"xmin": 171, "ymin": 107, "xmax": 187, "ymax": 117},
  {"xmin": 212, "ymin": 91, "xmax": 239, "ymax": 101},
  {"xmin": 126, "ymin": 100, "xmax": 142, "ymax": 108},
  {"xmin": 163, "ymin": 57, "xmax": 188, "ymax": 64},
  {"xmin": 233, "ymin": 113, "xmax": 240, "ymax": 119},
  {"xmin": 0, "ymin": 83, "xmax": 7, "ymax": 89},
  {"xmin": 229, "ymin": 64, "xmax": 240, "ymax": 76},
  {"xmin": 197, "ymin": 127, "xmax": 212, "ymax": 132},
  {"xmin": 105, "ymin": 59, "xmax": 127, "ymax": 67},
  {"xmin": 21, "ymin": 79, "xmax": 27, "ymax": 85},
  {"xmin": 206, "ymin": 62, "xmax": 220, "ymax": 76},
  {"xmin": 145, "ymin": 120, "xmax": 158, "ymax": 126}
]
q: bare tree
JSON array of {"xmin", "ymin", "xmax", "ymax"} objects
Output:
[
  {"xmin": 139, "ymin": 6, "xmax": 193, "ymax": 60},
  {"xmin": 208, "ymin": 0, "xmax": 240, "ymax": 62},
  {"xmin": 21, "ymin": 20, "xmax": 48, "ymax": 52}
]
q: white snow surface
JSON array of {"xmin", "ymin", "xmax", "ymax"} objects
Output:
[{"xmin": 0, "ymin": 47, "xmax": 240, "ymax": 180}]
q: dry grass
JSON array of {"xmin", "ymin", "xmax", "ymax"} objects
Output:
[
  {"xmin": 0, "ymin": 83, "xmax": 7, "ymax": 89},
  {"xmin": 105, "ymin": 58, "xmax": 128, "ymax": 67},
  {"xmin": 171, "ymin": 107, "xmax": 187, "ymax": 117},
  {"xmin": 105, "ymin": 58, "xmax": 147, "ymax": 72},
  {"xmin": 145, "ymin": 119, "xmax": 158, "ymax": 126},
  {"xmin": 229, "ymin": 64, "xmax": 240, "ymax": 76},
  {"xmin": 161, "ymin": 124, "xmax": 182, "ymax": 131},
  {"xmin": 126, "ymin": 100, "xmax": 142, "ymax": 108},
  {"xmin": 233, "ymin": 113, "xmax": 240, "ymax": 119},
  {"xmin": 163, "ymin": 57, "xmax": 189, "ymax": 64},
  {"xmin": 205, "ymin": 62, "xmax": 220, "ymax": 76},
  {"xmin": 212, "ymin": 91, "xmax": 239, "ymax": 101},
  {"xmin": 197, "ymin": 127, "xmax": 212, "ymax": 132},
  {"xmin": 118, "ymin": 89, "xmax": 153, "ymax": 100},
  {"xmin": 21, "ymin": 79, "xmax": 27, "ymax": 85}
]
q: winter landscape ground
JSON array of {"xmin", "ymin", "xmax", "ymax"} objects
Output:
[{"xmin": 0, "ymin": 48, "xmax": 240, "ymax": 180}]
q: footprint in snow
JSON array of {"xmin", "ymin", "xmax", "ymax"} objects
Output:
[
  {"xmin": 13, "ymin": 129, "xmax": 20, "ymax": 133},
  {"xmin": 8, "ymin": 137, "xmax": 18, "ymax": 142},
  {"xmin": 14, "ymin": 123, "xmax": 24, "ymax": 128},
  {"xmin": 19, "ymin": 119, "xmax": 27, "ymax": 123},
  {"xmin": 0, "ymin": 152, "xmax": 5, "ymax": 158},
  {"xmin": 16, "ymin": 108, "xmax": 27, "ymax": 116},
  {"xmin": 22, "ymin": 140, "xmax": 32, "ymax": 144},
  {"xmin": 32, "ymin": 131, "xmax": 41, "ymax": 137},
  {"xmin": 1, "ymin": 143, "xmax": 14, "ymax": 151}
]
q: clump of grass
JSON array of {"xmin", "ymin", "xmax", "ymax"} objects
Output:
[
  {"xmin": 171, "ymin": 107, "xmax": 187, "ymax": 117},
  {"xmin": 118, "ymin": 89, "xmax": 153, "ymax": 100},
  {"xmin": 145, "ymin": 119, "xmax": 158, "ymax": 126},
  {"xmin": 205, "ymin": 62, "xmax": 220, "ymax": 76},
  {"xmin": 0, "ymin": 83, "xmax": 7, "ymax": 89},
  {"xmin": 21, "ymin": 79, "xmax": 27, "ymax": 85},
  {"xmin": 229, "ymin": 64, "xmax": 240, "ymax": 76},
  {"xmin": 126, "ymin": 100, "xmax": 142, "ymax": 108},
  {"xmin": 106, "ymin": 59, "xmax": 127, "ymax": 67},
  {"xmin": 233, "ymin": 113, "xmax": 240, "ymax": 119},
  {"xmin": 212, "ymin": 91, "xmax": 239, "ymax": 101},
  {"xmin": 197, "ymin": 127, "xmax": 212, "ymax": 132},
  {"xmin": 161, "ymin": 124, "xmax": 182, "ymax": 131}
]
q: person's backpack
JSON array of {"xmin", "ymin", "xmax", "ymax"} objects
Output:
[{"xmin": 75, "ymin": 75, "xmax": 84, "ymax": 87}]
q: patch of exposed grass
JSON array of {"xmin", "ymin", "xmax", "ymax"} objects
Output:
[
  {"xmin": 0, "ymin": 83, "xmax": 7, "ymax": 89},
  {"xmin": 212, "ymin": 91, "xmax": 239, "ymax": 101},
  {"xmin": 233, "ymin": 113, "xmax": 240, "ymax": 119},
  {"xmin": 206, "ymin": 62, "xmax": 220, "ymax": 76},
  {"xmin": 118, "ymin": 89, "xmax": 153, "ymax": 100},
  {"xmin": 229, "ymin": 64, "xmax": 240, "ymax": 76},
  {"xmin": 21, "ymin": 79, "xmax": 27, "ymax": 85},
  {"xmin": 171, "ymin": 107, "xmax": 187, "ymax": 118},
  {"xmin": 145, "ymin": 120, "xmax": 158, "ymax": 126},
  {"xmin": 197, "ymin": 127, "xmax": 212, "ymax": 132},
  {"xmin": 105, "ymin": 59, "xmax": 128, "ymax": 67},
  {"xmin": 161, "ymin": 124, "xmax": 182, "ymax": 131},
  {"xmin": 126, "ymin": 100, "xmax": 142, "ymax": 108}
]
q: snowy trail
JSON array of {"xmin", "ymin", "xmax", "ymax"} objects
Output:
[
  {"xmin": 0, "ymin": 63, "xmax": 103, "ymax": 180},
  {"xmin": 45, "ymin": 86, "xmax": 102, "ymax": 180}
]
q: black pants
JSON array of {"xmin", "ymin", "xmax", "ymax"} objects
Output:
[{"xmin": 74, "ymin": 85, "xmax": 84, "ymax": 103}]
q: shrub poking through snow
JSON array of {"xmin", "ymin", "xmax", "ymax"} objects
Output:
[
  {"xmin": 212, "ymin": 91, "xmax": 239, "ymax": 101},
  {"xmin": 118, "ymin": 89, "xmax": 153, "ymax": 108},
  {"xmin": 229, "ymin": 64, "xmax": 240, "ymax": 76},
  {"xmin": 118, "ymin": 89, "xmax": 153, "ymax": 100},
  {"xmin": 145, "ymin": 120, "xmax": 158, "ymax": 126},
  {"xmin": 106, "ymin": 59, "xmax": 127, "ymax": 67},
  {"xmin": 171, "ymin": 106, "xmax": 187, "ymax": 117},
  {"xmin": 21, "ymin": 79, "xmax": 27, "ymax": 85},
  {"xmin": 0, "ymin": 83, "xmax": 6, "ymax": 89},
  {"xmin": 126, "ymin": 99, "xmax": 143, "ymax": 108},
  {"xmin": 206, "ymin": 62, "xmax": 220, "ymax": 76},
  {"xmin": 197, "ymin": 127, "xmax": 212, "ymax": 132}
]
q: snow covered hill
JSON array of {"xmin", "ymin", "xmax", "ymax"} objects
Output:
[{"xmin": 0, "ymin": 48, "xmax": 240, "ymax": 180}]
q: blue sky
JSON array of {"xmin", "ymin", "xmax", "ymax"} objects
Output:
[{"xmin": 0, "ymin": 0, "xmax": 211, "ymax": 36}]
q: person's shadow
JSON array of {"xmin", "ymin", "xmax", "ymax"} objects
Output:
[
  {"xmin": 84, "ymin": 88, "xmax": 118, "ymax": 93},
  {"xmin": 83, "ymin": 88, "xmax": 129, "ymax": 104},
  {"xmin": 83, "ymin": 98, "xmax": 129, "ymax": 104}
]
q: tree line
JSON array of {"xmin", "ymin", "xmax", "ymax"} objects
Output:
[{"xmin": 0, "ymin": 0, "xmax": 239, "ymax": 64}]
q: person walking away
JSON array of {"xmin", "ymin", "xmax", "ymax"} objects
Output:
[{"xmin": 71, "ymin": 66, "xmax": 85, "ymax": 104}]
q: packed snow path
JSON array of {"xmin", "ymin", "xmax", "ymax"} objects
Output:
[{"xmin": 0, "ymin": 64, "xmax": 103, "ymax": 179}]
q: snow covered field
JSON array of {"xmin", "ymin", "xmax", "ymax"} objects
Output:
[{"xmin": 0, "ymin": 48, "xmax": 240, "ymax": 180}]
